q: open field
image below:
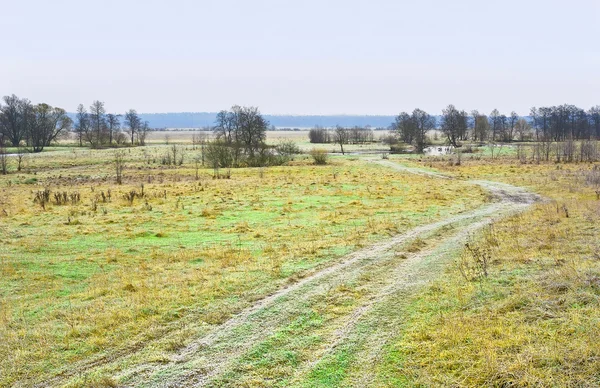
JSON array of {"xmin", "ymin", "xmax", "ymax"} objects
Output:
[
  {"xmin": 0, "ymin": 147, "xmax": 485, "ymax": 386},
  {"xmin": 1, "ymin": 139, "xmax": 599, "ymax": 387},
  {"xmin": 148, "ymin": 130, "xmax": 393, "ymax": 153},
  {"xmin": 4, "ymin": 1, "xmax": 599, "ymax": 386},
  {"xmin": 1, "ymin": 130, "xmax": 393, "ymax": 156},
  {"xmin": 371, "ymin": 155, "xmax": 600, "ymax": 386}
]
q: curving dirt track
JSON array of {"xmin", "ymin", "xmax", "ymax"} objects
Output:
[
  {"xmin": 38, "ymin": 160, "xmax": 541, "ymax": 387},
  {"xmin": 114, "ymin": 160, "xmax": 541, "ymax": 387}
]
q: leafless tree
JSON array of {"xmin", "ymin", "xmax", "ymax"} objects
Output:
[
  {"xmin": 138, "ymin": 120, "xmax": 151, "ymax": 146},
  {"xmin": 473, "ymin": 113, "xmax": 489, "ymax": 142},
  {"xmin": 124, "ymin": 109, "xmax": 141, "ymax": 145},
  {"xmin": 508, "ymin": 111, "xmax": 519, "ymax": 142},
  {"xmin": 489, "ymin": 109, "xmax": 502, "ymax": 141},
  {"xmin": 28, "ymin": 104, "xmax": 72, "ymax": 152},
  {"xmin": 333, "ymin": 125, "xmax": 349, "ymax": 154},
  {"xmin": 412, "ymin": 109, "xmax": 436, "ymax": 152},
  {"xmin": 393, "ymin": 112, "xmax": 415, "ymax": 145},
  {"xmin": 589, "ymin": 106, "xmax": 600, "ymax": 139},
  {"xmin": 236, "ymin": 106, "xmax": 268, "ymax": 160},
  {"xmin": 73, "ymin": 104, "xmax": 89, "ymax": 147},
  {"xmin": 441, "ymin": 104, "xmax": 468, "ymax": 147},
  {"xmin": 515, "ymin": 118, "xmax": 531, "ymax": 141},
  {"xmin": 0, "ymin": 95, "xmax": 31, "ymax": 147},
  {"xmin": 89, "ymin": 100, "xmax": 106, "ymax": 147},
  {"xmin": 106, "ymin": 113, "xmax": 121, "ymax": 145},
  {"xmin": 214, "ymin": 110, "xmax": 235, "ymax": 143},
  {"xmin": 212, "ymin": 106, "xmax": 268, "ymax": 165}
]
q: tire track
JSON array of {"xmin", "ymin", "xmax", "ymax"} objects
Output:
[{"xmin": 123, "ymin": 161, "xmax": 540, "ymax": 387}]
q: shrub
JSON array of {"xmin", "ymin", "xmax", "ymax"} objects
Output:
[
  {"xmin": 310, "ymin": 148, "xmax": 328, "ymax": 165},
  {"xmin": 275, "ymin": 140, "xmax": 301, "ymax": 162}
]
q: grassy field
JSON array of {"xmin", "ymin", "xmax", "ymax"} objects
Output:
[
  {"xmin": 2, "ymin": 137, "xmax": 599, "ymax": 387},
  {"xmin": 151, "ymin": 130, "xmax": 392, "ymax": 153},
  {"xmin": 3, "ymin": 130, "xmax": 392, "ymax": 154},
  {"xmin": 0, "ymin": 147, "xmax": 485, "ymax": 386},
  {"xmin": 368, "ymin": 156, "xmax": 600, "ymax": 386}
]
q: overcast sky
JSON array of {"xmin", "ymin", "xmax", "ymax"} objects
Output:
[{"xmin": 2, "ymin": 0, "xmax": 599, "ymax": 115}]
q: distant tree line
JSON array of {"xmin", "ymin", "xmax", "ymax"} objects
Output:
[
  {"xmin": 391, "ymin": 104, "xmax": 600, "ymax": 152},
  {"xmin": 530, "ymin": 105, "xmax": 600, "ymax": 141},
  {"xmin": 309, "ymin": 126, "xmax": 375, "ymax": 144},
  {"xmin": 73, "ymin": 102, "xmax": 151, "ymax": 147},
  {"xmin": 0, "ymin": 94, "xmax": 152, "ymax": 151}
]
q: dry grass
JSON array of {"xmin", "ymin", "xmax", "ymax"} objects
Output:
[
  {"xmin": 377, "ymin": 156, "xmax": 600, "ymax": 387},
  {"xmin": 0, "ymin": 147, "xmax": 484, "ymax": 385}
]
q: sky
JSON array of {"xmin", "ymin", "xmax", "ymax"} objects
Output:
[{"xmin": 2, "ymin": 0, "xmax": 599, "ymax": 115}]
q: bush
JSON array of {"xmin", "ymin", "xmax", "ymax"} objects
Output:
[
  {"xmin": 390, "ymin": 144, "xmax": 411, "ymax": 154},
  {"xmin": 204, "ymin": 140, "xmax": 234, "ymax": 174},
  {"xmin": 275, "ymin": 140, "xmax": 301, "ymax": 162},
  {"xmin": 310, "ymin": 148, "xmax": 328, "ymax": 165}
]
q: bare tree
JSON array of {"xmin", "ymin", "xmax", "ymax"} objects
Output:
[
  {"xmin": 124, "ymin": 109, "xmax": 141, "ymax": 145},
  {"xmin": 191, "ymin": 131, "xmax": 210, "ymax": 166},
  {"xmin": 489, "ymin": 109, "xmax": 502, "ymax": 141},
  {"xmin": 412, "ymin": 108, "xmax": 436, "ymax": 153},
  {"xmin": 89, "ymin": 100, "xmax": 106, "ymax": 147},
  {"xmin": 470, "ymin": 110, "xmax": 479, "ymax": 141},
  {"xmin": 333, "ymin": 125, "xmax": 349, "ymax": 154},
  {"xmin": 0, "ymin": 95, "xmax": 31, "ymax": 147},
  {"xmin": 508, "ymin": 111, "xmax": 519, "ymax": 142},
  {"xmin": 588, "ymin": 106, "xmax": 600, "ymax": 139},
  {"xmin": 515, "ymin": 118, "xmax": 531, "ymax": 141},
  {"xmin": 212, "ymin": 106, "xmax": 268, "ymax": 165},
  {"xmin": 236, "ymin": 106, "xmax": 268, "ymax": 160},
  {"xmin": 393, "ymin": 112, "xmax": 415, "ymax": 145},
  {"xmin": 28, "ymin": 104, "xmax": 72, "ymax": 152},
  {"xmin": 138, "ymin": 120, "xmax": 151, "ymax": 146},
  {"xmin": 73, "ymin": 104, "xmax": 89, "ymax": 147},
  {"xmin": 441, "ymin": 104, "xmax": 468, "ymax": 147},
  {"xmin": 106, "ymin": 113, "xmax": 121, "ymax": 145},
  {"xmin": 213, "ymin": 110, "xmax": 235, "ymax": 143},
  {"xmin": 473, "ymin": 113, "xmax": 490, "ymax": 142}
]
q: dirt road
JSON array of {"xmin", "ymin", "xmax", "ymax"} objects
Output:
[{"xmin": 109, "ymin": 160, "xmax": 540, "ymax": 387}]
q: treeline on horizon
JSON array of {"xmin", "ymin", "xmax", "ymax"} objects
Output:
[
  {"xmin": 96, "ymin": 105, "xmax": 600, "ymax": 135},
  {"xmin": 0, "ymin": 95, "xmax": 150, "ymax": 152},
  {"xmin": 2, "ymin": 93, "xmax": 600, "ymax": 150},
  {"xmin": 309, "ymin": 104, "xmax": 600, "ymax": 152}
]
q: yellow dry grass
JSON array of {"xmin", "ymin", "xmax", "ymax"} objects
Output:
[
  {"xmin": 0, "ymin": 148, "xmax": 484, "ymax": 385},
  {"xmin": 378, "ymin": 156, "xmax": 600, "ymax": 387}
]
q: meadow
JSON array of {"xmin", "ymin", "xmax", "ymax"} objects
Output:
[
  {"xmin": 0, "ymin": 143, "xmax": 484, "ymax": 386},
  {"xmin": 1, "ymin": 132, "xmax": 599, "ymax": 387},
  {"xmin": 371, "ymin": 155, "xmax": 600, "ymax": 386}
]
